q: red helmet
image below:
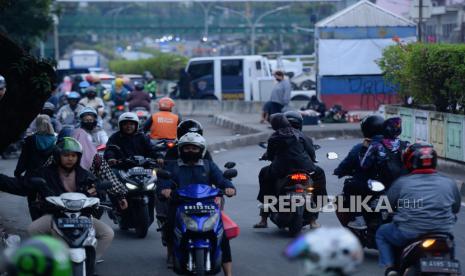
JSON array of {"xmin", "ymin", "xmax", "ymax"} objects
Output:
[
  {"xmin": 158, "ymin": 97, "xmax": 175, "ymax": 111},
  {"xmin": 403, "ymin": 143, "xmax": 437, "ymax": 171}
]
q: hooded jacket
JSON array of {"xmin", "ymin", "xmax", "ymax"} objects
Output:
[{"xmin": 14, "ymin": 134, "xmax": 56, "ymax": 178}]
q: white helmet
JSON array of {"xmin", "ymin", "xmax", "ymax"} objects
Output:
[
  {"xmin": 118, "ymin": 112, "xmax": 139, "ymax": 131},
  {"xmin": 177, "ymin": 132, "xmax": 207, "ymax": 157},
  {"xmin": 284, "ymin": 227, "xmax": 363, "ymax": 276}
]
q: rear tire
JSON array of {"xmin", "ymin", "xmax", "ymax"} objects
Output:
[
  {"xmin": 85, "ymin": 248, "xmax": 96, "ymax": 276},
  {"xmin": 288, "ymin": 213, "xmax": 303, "ymax": 236},
  {"xmin": 195, "ymin": 248, "xmax": 206, "ymax": 276},
  {"xmin": 72, "ymin": 262, "xmax": 85, "ymax": 276}
]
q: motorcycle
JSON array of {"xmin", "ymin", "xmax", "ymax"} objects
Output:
[
  {"xmin": 132, "ymin": 107, "xmax": 150, "ymax": 129},
  {"xmin": 107, "ymin": 148, "xmax": 158, "ymax": 238},
  {"xmin": 396, "ymin": 233, "xmax": 461, "ymax": 275},
  {"xmin": 110, "ymin": 105, "xmax": 125, "ymax": 130},
  {"xmin": 158, "ymin": 164, "xmax": 237, "ymax": 276},
  {"xmin": 259, "ymin": 143, "xmax": 317, "ymax": 236},
  {"xmin": 45, "ymin": 192, "xmax": 100, "ymax": 276},
  {"xmin": 153, "ymin": 138, "xmax": 176, "ymax": 158}
]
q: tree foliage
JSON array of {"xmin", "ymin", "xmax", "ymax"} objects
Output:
[
  {"xmin": 0, "ymin": 0, "xmax": 54, "ymax": 51},
  {"xmin": 379, "ymin": 43, "xmax": 465, "ymax": 113},
  {"xmin": 109, "ymin": 54, "xmax": 188, "ymax": 80}
]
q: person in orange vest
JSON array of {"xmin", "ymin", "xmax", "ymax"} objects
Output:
[{"xmin": 143, "ymin": 97, "xmax": 181, "ymax": 141}]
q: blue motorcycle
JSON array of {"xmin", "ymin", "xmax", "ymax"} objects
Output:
[{"xmin": 173, "ymin": 184, "xmax": 224, "ymax": 276}]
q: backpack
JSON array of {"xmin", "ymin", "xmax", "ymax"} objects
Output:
[{"xmin": 378, "ymin": 144, "xmax": 407, "ymax": 187}]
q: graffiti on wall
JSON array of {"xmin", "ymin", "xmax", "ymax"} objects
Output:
[{"xmin": 347, "ymin": 76, "xmax": 398, "ymax": 109}]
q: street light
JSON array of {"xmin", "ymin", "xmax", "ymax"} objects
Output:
[{"xmin": 216, "ymin": 5, "xmax": 291, "ymax": 54}]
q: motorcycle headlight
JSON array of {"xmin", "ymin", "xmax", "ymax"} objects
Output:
[
  {"xmin": 125, "ymin": 183, "xmax": 138, "ymax": 190},
  {"xmin": 202, "ymin": 213, "xmax": 219, "ymax": 232},
  {"xmin": 146, "ymin": 183, "xmax": 156, "ymax": 190},
  {"xmin": 63, "ymin": 199, "xmax": 86, "ymax": 211},
  {"xmin": 181, "ymin": 213, "xmax": 198, "ymax": 232}
]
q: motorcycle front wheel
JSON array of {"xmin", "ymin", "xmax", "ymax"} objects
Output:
[
  {"xmin": 135, "ymin": 204, "xmax": 150, "ymax": 238},
  {"xmin": 195, "ymin": 248, "xmax": 206, "ymax": 276}
]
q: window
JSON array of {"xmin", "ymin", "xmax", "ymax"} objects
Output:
[
  {"xmin": 187, "ymin": 61, "xmax": 213, "ymax": 80},
  {"xmin": 221, "ymin": 59, "xmax": 244, "ymax": 99},
  {"xmin": 221, "ymin": 60, "xmax": 243, "ymax": 77},
  {"xmin": 255, "ymin": 61, "xmax": 262, "ymax": 70}
]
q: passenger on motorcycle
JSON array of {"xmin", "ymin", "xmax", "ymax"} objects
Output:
[
  {"xmin": 143, "ymin": 97, "xmax": 180, "ymax": 141},
  {"xmin": 106, "ymin": 78, "xmax": 129, "ymax": 106},
  {"xmin": 376, "ymin": 143, "xmax": 461, "ymax": 276},
  {"xmin": 57, "ymin": 92, "xmax": 84, "ymax": 127},
  {"xmin": 79, "ymin": 86, "xmax": 105, "ymax": 117},
  {"xmin": 78, "ymin": 107, "xmax": 108, "ymax": 146},
  {"xmin": 27, "ymin": 102, "xmax": 62, "ymax": 135},
  {"xmin": 158, "ymin": 132, "xmax": 236, "ymax": 276},
  {"xmin": 165, "ymin": 119, "xmax": 214, "ymax": 161},
  {"xmin": 27, "ymin": 138, "xmax": 114, "ymax": 261},
  {"xmin": 284, "ymin": 110, "xmax": 327, "ymax": 228},
  {"xmin": 104, "ymin": 112, "xmax": 160, "ymax": 165},
  {"xmin": 254, "ymin": 113, "xmax": 316, "ymax": 228},
  {"xmin": 334, "ymin": 115, "xmax": 385, "ymax": 230},
  {"xmin": 127, "ymin": 81, "xmax": 151, "ymax": 112}
]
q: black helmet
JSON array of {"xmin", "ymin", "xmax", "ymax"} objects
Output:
[
  {"xmin": 177, "ymin": 119, "xmax": 204, "ymax": 138},
  {"xmin": 284, "ymin": 111, "xmax": 303, "ymax": 130},
  {"xmin": 360, "ymin": 115, "xmax": 384, "ymax": 138},
  {"xmin": 403, "ymin": 143, "xmax": 437, "ymax": 171},
  {"xmin": 270, "ymin": 113, "xmax": 291, "ymax": 131},
  {"xmin": 134, "ymin": 81, "xmax": 144, "ymax": 91}
]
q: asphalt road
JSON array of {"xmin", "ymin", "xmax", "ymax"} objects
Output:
[{"xmin": 1, "ymin": 138, "xmax": 464, "ymax": 276}]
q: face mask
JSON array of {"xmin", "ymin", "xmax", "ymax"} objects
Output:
[
  {"xmin": 81, "ymin": 121, "xmax": 97, "ymax": 131},
  {"xmin": 180, "ymin": 151, "xmax": 202, "ymax": 163},
  {"xmin": 87, "ymin": 93, "xmax": 96, "ymax": 99}
]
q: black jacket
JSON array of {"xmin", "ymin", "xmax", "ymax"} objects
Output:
[
  {"xmin": 265, "ymin": 127, "xmax": 316, "ymax": 178},
  {"xmin": 104, "ymin": 131, "xmax": 160, "ymax": 160},
  {"xmin": 14, "ymin": 134, "xmax": 55, "ymax": 178}
]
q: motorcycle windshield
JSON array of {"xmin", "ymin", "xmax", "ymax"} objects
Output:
[{"xmin": 177, "ymin": 184, "xmax": 219, "ymax": 199}]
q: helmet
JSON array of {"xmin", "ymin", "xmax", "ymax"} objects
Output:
[
  {"xmin": 284, "ymin": 111, "xmax": 303, "ymax": 130},
  {"xmin": 85, "ymin": 74, "xmax": 94, "ymax": 83},
  {"xmin": 158, "ymin": 97, "xmax": 175, "ymax": 111},
  {"xmin": 118, "ymin": 112, "xmax": 139, "ymax": 131},
  {"xmin": 0, "ymin": 75, "xmax": 6, "ymax": 89},
  {"xmin": 134, "ymin": 81, "xmax": 144, "ymax": 91},
  {"xmin": 42, "ymin": 102, "xmax": 55, "ymax": 112},
  {"xmin": 284, "ymin": 227, "xmax": 363, "ymax": 276},
  {"xmin": 85, "ymin": 86, "xmax": 97, "ymax": 95},
  {"xmin": 55, "ymin": 137, "xmax": 82, "ymax": 155},
  {"xmin": 8, "ymin": 236, "xmax": 72, "ymax": 276},
  {"xmin": 78, "ymin": 106, "xmax": 98, "ymax": 119},
  {"xmin": 57, "ymin": 126, "xmax": 75, "ymax": 142},
  {"xmin": 177, "ymin": 119, "xmax": 204, "ymax": 138},
  {"xmin": 403, "ymin": 143, "xmax": 437, "ymax": 171},
  {"xmin": 177, "ymin": 132, "xmax": 207, "ymax": 158},
  {"xmin": 383, "ymin": 117, "xmax": 402, "ymax": 139},
  {"xmin": 78, "ymin": 81, "xmax": 90, "ymax": 89},
  {"xmin": 66, "ymin": 92, "xmax": 80, "ymax": 100},
  {"xmin": 360, "ymin": 115, "xmax": 384, "ymax": 138},
  {"xmin": 270, "ymin": 113, "xmax": 291, "ymax": 131},
  {"xmin": 115, "ymin": 78, "xmax": 124, "ymax": 88}
]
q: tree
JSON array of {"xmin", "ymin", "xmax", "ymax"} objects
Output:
[
  {"xmin": 0, "ymin": 32, "xmax": 56, "ymax": 152},
  {"xmin": 0, "ymin": 0, "xmax": 54, "ymax": 51}
]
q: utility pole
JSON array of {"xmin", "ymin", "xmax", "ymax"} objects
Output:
[{"xmin": 418, "ymin": 0, "xmax": 423, "ymax": 42}]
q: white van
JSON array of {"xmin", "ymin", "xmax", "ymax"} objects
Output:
[{"xmin": 184, "ymin": 55, "xmax": 274, "ymax": 101}]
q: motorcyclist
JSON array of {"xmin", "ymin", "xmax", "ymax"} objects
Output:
[
  {"xmin": 6, "ymin": 235, "xmax": 72, "ymax": 276},
  {"xmin": 334, "ymin": 115, "xmax": 384, "ymax": 230},
  {"xmin": 361, "ymin": 117, "xmax": 408, "ymax": 188},
  {"xmin": 376, "ymin": 143, "xmax": 461, "ymax": 276},
  {"xmin": 79, "ymin": 86, "xmax": 105, "ymax": 117},
  {"xmin": 254, "ymin": 113, "xmax": 316, "ymax": 228},
  {"xmin": 126, "ymin": 81, "xmax": 151, "ymax": 112},
  {"xmin": 158, "ymin": 132, "xmax": 236, "ymax": 276},
  {"xmin": 26, "ymin": 102, "xmax": 62, "ymax": 135},
  {"xmin": 144, "ymin": 71, "xmax": 157, "ymax": 99},
  {"xmin": 284, "ymin": 110, "xmax": 327, "ymax": 228},
  {"xmin": 78, "ymin": 107, "xmax": 108, "ymax": 146},
  {"xmin": 107, "ymin": 78, "xmax": 129, "ymax": 106},
  {"xmin": 143, "ymin": 97, "xmax": 180, "ymax": 141},
  {"xmin": 165, "ymin": 119, "xmax": 213, "ymax": 161},
  {"xmin": 56, "ymin": 92, "xmax": 84, "ymax": 127},
  {"xmin": 27, "ymin": 137, "xmax": 114, "ymax": 262},
  {"xmin": 284, "ymin": 227, "xmax": 363, "ymax": 276},
  {"xmin": 104, "ymin": 112, "xmax": 161, "ymax": 165},
  {"xmin": 0, "ymin": 75, "xmax": 6, "ymax": 101}
]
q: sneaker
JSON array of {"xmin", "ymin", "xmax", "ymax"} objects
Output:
[
  {"xmin": 166, "ymin": 256, "xmax": 174, "ymax": 268},
  {"xmin": 309, "ymin": 220, "xmax": 320, "ymax": 229},
  {"xmin": 96, "ymin": 258, "xmax": 104, "ymax": 264},
  {"xmin": 385, "ymin": 267, "xmax": 398, "ymax": 276},
  {"xmin": 347, "ymin": 216, "xmax": 367, "ymax": 230}
]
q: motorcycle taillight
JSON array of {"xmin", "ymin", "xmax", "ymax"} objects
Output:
[
  {"xmin": 290, "ymin": 173, "xmax": 309, "ymax": 181},
  {"xmin": 117, "ymin": 105, "xmax": 124, "ymax": 111}
]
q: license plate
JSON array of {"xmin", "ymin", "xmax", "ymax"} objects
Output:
[
  {"xmin": 57, "ymin": 218, "xmax": 93, "ymax": 229},
  {"xmin": 184, "ymin": 204, "xmax": 216, "ymax": 215},
  {"xmin": 420, "ymin": 258, "xmax": 461, "ymax": 273}
]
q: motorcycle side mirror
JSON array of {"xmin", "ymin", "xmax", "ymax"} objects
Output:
[
  {"xmin": 314, "ymin": 144, "xmax": 321, "ymax": 150},
  {"xmin": 223, "ymin": 169, "xmax": 238, "ymax": 179},
  {"xmin": 258, "ymin": 142, "xmax": 267, "ymax": 149},
  {"xmin": 368, "ymin": 180, "xmax": 385, "ymax": 192},
  {"xmin": 157, "ymin": 169, "xmax": 172, "ymax": 180},
  {"xmin": 224, "ymin": 162, "xmax": 236, "ymax": 169},
  {"xmin": 327, "ymin": 152, "xmax": 338, "ymax": 160}
]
